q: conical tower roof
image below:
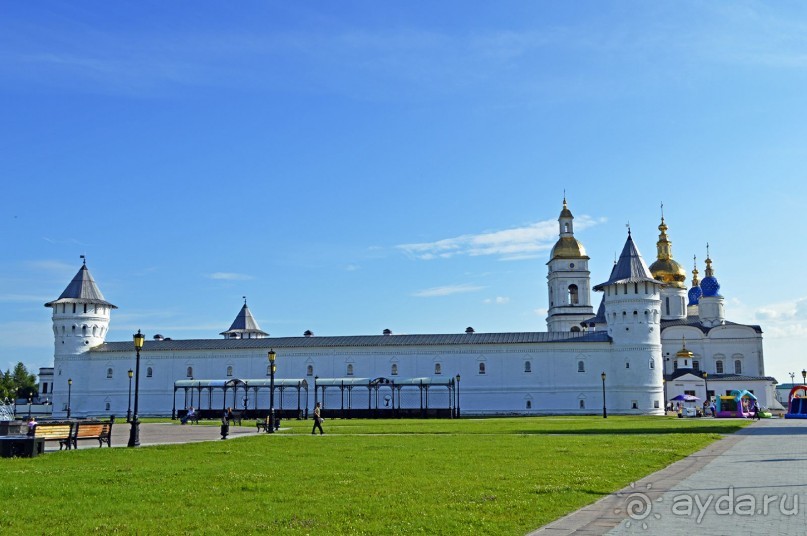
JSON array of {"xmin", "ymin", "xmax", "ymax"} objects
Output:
[
  {"xmin": 593, "ymin": 232, "xmax": 657, "ymax": 290},
  {"xmin": 44, "ymin": 262, "xmax": 116, "ymax": 308},
  {"xmin": 220, "ymin": 301, "xmax": 269, "ymax": 338}
]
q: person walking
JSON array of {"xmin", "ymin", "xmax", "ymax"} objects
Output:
[{"xmin": 311, "ymin": 402, "xmax": 324, "ymax": 435}]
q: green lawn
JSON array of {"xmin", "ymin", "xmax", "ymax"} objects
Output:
[{"xmin": 0, "ymin": 416, "xmax": 747, "ymax": 535}]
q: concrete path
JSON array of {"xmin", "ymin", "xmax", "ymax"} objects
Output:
[
  {"xmin": 531, "ymin": 418, "xmax": 807, "ymax": 535},
  {"xmin": 45, "ymin": 420, "xmax": 264, "ymax": 451}
]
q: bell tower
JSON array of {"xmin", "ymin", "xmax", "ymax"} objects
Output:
[{"xmin": 546, "ymin": 197, "xmax": 593, "ymax": 332}]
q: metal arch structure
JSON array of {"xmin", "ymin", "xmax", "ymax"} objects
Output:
[
  {"xmin": 313, "ymin": 376, "xmax": 457, "ymax": 419},
  {"xmin": 172, "ymin": 378, "xmax": 308, "ymax": 420}
]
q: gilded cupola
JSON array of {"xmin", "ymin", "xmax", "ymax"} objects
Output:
[
  {"xmin": 648, "ymin": 211, "xmax": 687, "ymax": 289},
  {"xmin": 549, "ymin": 197, "xmax": 589, "ymax": 260}
]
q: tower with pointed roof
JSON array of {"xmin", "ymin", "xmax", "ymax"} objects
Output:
[
  {"xmin": 648, "ymin": 210, "xmax": 687, "ymax": 321},
  {"xmin": 45, "ymin": 259, "xmax": 117, "ymax": 357},
  {"xmin": 699, "ymin": 246, "xmax": 725, "ymax": 328},
  {"xmin": 593, "ymin": 231, "xmax": 664, "ymax": 412},
  {"xmin": 220, "ymin": 298, "xmax": 269, "ymax": 339},
  {"xmin": 546, "ymin": 197, "xmax": 594, "ymax": 332}
]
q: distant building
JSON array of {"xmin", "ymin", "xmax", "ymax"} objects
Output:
[{"xmin": 43, "ymin": 199, "xmax": 778, "ymax": 417}]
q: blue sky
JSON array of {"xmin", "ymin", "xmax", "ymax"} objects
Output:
[{"xmin": 2, "ymin": 2, "xmax": 807, "ymax": 385}]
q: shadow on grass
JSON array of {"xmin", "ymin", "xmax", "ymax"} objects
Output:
[{"xmin": 514, "ymin": 426, "xmax": 746, "ymax": 435}]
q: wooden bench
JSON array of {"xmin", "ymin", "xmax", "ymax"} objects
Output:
[
  {"xmin": 33, "ymin": 422, "xmax": 74, "ymax": 450},
  {"xmin": 69, "ymin": 421, "xmax": 113, "ymax": 449}
]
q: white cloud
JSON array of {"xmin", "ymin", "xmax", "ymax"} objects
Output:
[
  {"xmin": 398, "ymin": 216, "xmax": 603, "ymax": 261},
  {"xmin": 207, "ymin": 272, "xmax": 254, "ymax": 281},
  {"xmin": 484, "ymin": 296, "xmax": 510, "ymax": 305},
  {"xmin": 412, "ymin": 284, "xmax": 485, "ymax": 298},
  {"xmin": 344, "ymin": 264, "xmax": 360, "ymax": 272}
]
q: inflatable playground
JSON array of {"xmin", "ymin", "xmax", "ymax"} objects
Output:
[
  {"xmin": 715, "ymin": 390, "xmax": 757, "ymax": 418},
  {"xmin": 785, "ymin": 385, "xmax": 807, "ymax": 419}
]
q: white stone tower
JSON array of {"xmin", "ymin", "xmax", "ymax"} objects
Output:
[
  {"xmin": 593, "ymin": 231, "xmax": 664, "ymax": 414},
  {"xmin": 648, "ymin": 212, "xmax": 687, "ymax": 321},
  {"xmin": 546, "ymin": 197, "xmax": 594, "ymax": 332},
  {"xmin": 45, "ymin": 258, "xmax": 116, "ymax": 356},
  {"xmin": 45, "ymin": 259, "xmax": 116, "ymax": 416}
]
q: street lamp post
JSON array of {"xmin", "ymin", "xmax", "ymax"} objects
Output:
[
  {"xmin": 28, "ymin": 396, "xmax": 32, "ymax": 420},
  {"xmin": 703, "ymin": 372, "xmax": 709, "ymax": 403},
  {"xmin": 268, "ymin": 349, "xmax": 276, "ymax": 434},
  {"xmin": 128, "ymin": 330, "xmax": 145, "ymax": 447},
  {"xmin": 127, "ymin": 369, "xmax": 133, "ymax": 423},
  {"xmin": 455, "ymin": 374, "xmax": 461, "ymax": 418},
  {"xmin": 790, "ymin": 372, "xmax": 796, "ymax": 385},
  {"xmin": 67, "ymin": 378, "xmax": 72, "ymax": 419},
  {"xmin": 601, "ymin": 372, "xmax": 607, "ymax": 419}
]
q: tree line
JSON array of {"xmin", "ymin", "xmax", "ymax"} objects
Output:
[{"xmin": 1, "ymin": 362, "xmax": 38, "ymax": 401}]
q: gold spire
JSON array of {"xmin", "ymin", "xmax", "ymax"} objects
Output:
[
  {"xmin": 649, "ymin": 207, "xmax": 687, "ymax": 288},
  {"xmin": 691, "ymin": 255, "xmax": 700, "ymax": 287},
  {"xmin": 704, "ymin": 243, "xmax": 714, "ymax": 277}
]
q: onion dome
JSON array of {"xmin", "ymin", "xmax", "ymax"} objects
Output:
[
  {"xmin": 549, "ymin": 197, "xmax": 589, "ymax": 260},
  {"xmin": 700, "ymin": 245, "xmax": 721, "ymax": 297},
  {"xmin": 687, "ymin": 255, "xmax": 702, "ymax": 306},
  {"xmin": 648, "ymin": 214, "xmax": 687, "ymax": 289}
]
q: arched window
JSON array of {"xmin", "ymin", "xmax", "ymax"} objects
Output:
[
  {"xmin": 734, "ymin": 360, "xmax": 742, "ymax": 374},
  {"xmin": 105, "ymin": 402, "xmax": 110, "ymax": 411},
  {"xmin": 524, "ymin": 361, "xmax": 532, "ymax": 373},
  {"xmin": 82, "ymin": 325, "xmax": 87, "ymax": 336},
  {"xmin": 106, "ymin": 368, "xmax": 113, "ymax": 379},
  {"xmin": 92, "ymin": 325, "xmax": 97, "ymax": 336},
  {"xmin": 391, "ymin": 363, "xmax": 398, "ymax": 376},
  {"xmin": 266, "ymin": 365, "xmax": 271, "ymax": 376},
  {"xmin": 71, "ymin": 325, "xmax": 76, "ymax": 336},
  {"xmin": 570, "ymin": 326, "xmax": 581, "ymax": 332},
  {"xmin": 693, "ymin": 360, "xmax": 700, "ymax": 371},
  {"xmin": 307, "ymin": 365, "xmax": 314, "ymax": 376},
  {"xmin": 578, "ymin": 361, "xmax": 585, "ymax": 373},
  {"xmin": 434, "ymin": 363, "xmax": 442, "ymax": 375},
  {"xmin": 186, "ymin": 366, "xmax": 193, "ymax": 378},
  {"xmin": 634, "ymin": 283, "xmax": 638, "ymax": 294},
  {"xmin": 83, "ymin": 304, "xmax": 87, "ymax": 313},
  {"xmin": 649, "ymin": 358, "xmax": 655, "ymax": 369},
  {"xmin": 665, "ymin": 297, "xmax": 670, "ymax": 315},
  {"xmin": 626, "ymin": 362, "xmax": 630, "ymax": 369},
  {"xmin": 478, "ymin": 362, "xmax": 486, "ymax": 375},
  {"xmin": 579, "ymin": 399, "xmax": 586, "ymax": 409},
  {"xmin": 72, "ymin": 304, "xmax": 76, "ymax": 313},
  {"xmin": 146, "ymin": 367, "xmax": 153, "ymax": 378},
  {"xmin": 226, "ymin": 366, "xmax": 233, "ymax": 377},
  {"xmin": 716, "ymin": 360, "xmax": 724, "ymax": 374},
  {"xmin": 526, "ymin": 400, "xmax": 532, "ymax": 409},
  {"xmin": 568, "ymin": 284, "xmax": 579, "ymax": 305},
  {"xmin": 346, "ymin": 364, "xmax": 354, "ymax": 376}
]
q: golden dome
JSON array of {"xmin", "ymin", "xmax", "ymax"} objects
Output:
[
  {"xmin": 650, "ymin": 214, "xmax": 687, "ymax": 288},
  {"xmin": 676, "ymin": 338, "xmax": 694, "ymax": 359},
  {"xmin": 550, "ymin": 236, "xmax": 588, "ymax": 260},
  {"xmin": 649, "ymin": 258, "xmax": 687, "ymax": 288}
]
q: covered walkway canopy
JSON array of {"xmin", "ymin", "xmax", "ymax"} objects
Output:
[
  {"xmin": 313, "ymin": 376, "xmax": 458, "ymax": 418},
  {"xmin": 173, "ymin": 378, "xmax": 308, "ymax": 420}
]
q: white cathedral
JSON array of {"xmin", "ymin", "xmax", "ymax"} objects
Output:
[{"xmin": 37, "ymin": 199, "xmax": 778, "ymax": 418}]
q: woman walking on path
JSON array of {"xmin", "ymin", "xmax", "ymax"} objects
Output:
[{"xmin": 312, "ymin": 402, "xmax": 324, "ymax": 435}]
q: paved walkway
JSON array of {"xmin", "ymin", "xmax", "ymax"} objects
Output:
[
  {"xmin": 44, "ymin": 420, "xmax": 262, "ymax": 451},
  {"xmin": 531, "ymin": 418, "xmax": 807, "ymax": 535}
]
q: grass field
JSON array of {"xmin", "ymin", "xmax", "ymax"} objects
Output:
[{"xmin": 0, "ymin": 416, "xmax": 747, "ymax": 535}]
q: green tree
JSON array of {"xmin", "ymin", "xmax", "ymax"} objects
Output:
[
  {"xmin": 10, "ymin": 362, "xmax": 37, "ymax": 400},
  {"xmin": 0, "ymin": 370, "xmax": 13, "ymax": 401}
]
